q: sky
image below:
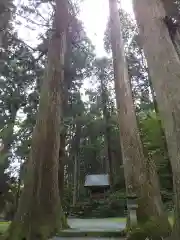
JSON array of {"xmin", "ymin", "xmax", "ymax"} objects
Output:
[
  {"xmin": 78, "ymin": 0, "xmax": 134, "ymax": 95},
  {"xmin": 16, "ymin": 0, "xmax": 133, "ymax": 57},
  {"xmin": 79, "ymin": 0, "xmax": 133, "ymax": 57}
]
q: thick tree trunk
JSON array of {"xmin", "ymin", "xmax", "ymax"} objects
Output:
[
  {"xmin": 132, "ymin": 0, "xmax": 180, "ymax": 237},
  {"xmin": 6, "ymin": 1, "xmax": 69, "ymax": 239},
  {"xmin": 58, "ymin": 51, "xmax": 69, "ymax": 201},
  {"xmin": 108, "ymin": 0, "xmax": 167, "ymax": 224}
]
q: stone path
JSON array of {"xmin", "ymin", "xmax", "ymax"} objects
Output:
[
  {"xmin": 67, "ymin": 218, "xmax": 125, "ymax": 231},
  {"xmin": 51, "ymin": 218, "xmax": 126, "ymax": 239}
]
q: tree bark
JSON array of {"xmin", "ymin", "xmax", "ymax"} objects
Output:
[
  {"xmin": 6, "ymin": 1, "xmax": 69, "ymax": 239},
  {"xmin": 0, "ymin": 0, "xmax": 13, "ymax": 46},
  {"xmin": 173, "ymin": 31, "xmax": 180, "ymax": 59},
  {"xmin": 132, "ymin": 0, "xmax": 180, "ymax": 237},
  {"xmin": 58, "ymin": 131, "xmax": 66, "ymax": 202},
  {"xmin": 161, "ymin": 0, "xmax": 179, "ymax": 18},
  {"xmin": 161, "ymin": 0, "xmax": 180, "ymax": 58},
  {"xmin": 58, "ymin": 48, "xmax": 69, "ymax": 201},
  {"xmin": 108, "ymin": 0, "xmax": 167, "ymax": 224},
  {"xmin": 14, "ymin": 168, "xmax": 21, "ymax": 212}
]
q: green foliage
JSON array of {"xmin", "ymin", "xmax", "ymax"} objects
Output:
[
  {"xmin": 0, "ymin": 222, "xmax": 9, "ymax": 235},
  {"xmin": 70, "ymin": 191, "xmax": 126, "ymax": 218},
  {"xmin": 94, "ymin": 191, "xmax": 126, "ymax": 218}
]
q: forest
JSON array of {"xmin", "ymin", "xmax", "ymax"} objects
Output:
[{"xmin": 0, "ymin": 0, "xmax": 180, "ymax": 239}]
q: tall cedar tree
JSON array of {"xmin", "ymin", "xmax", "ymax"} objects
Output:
[
  {"xmin": 6, "ymin": 0, "xmax": 69, "ymax": 239},
  {"xmin": 108, "ymin": 0, "xmax": 169, "ymax": 225},
  {"xmin": 132, "ymin": 0, "xmax": 180, "ymax": 238}
]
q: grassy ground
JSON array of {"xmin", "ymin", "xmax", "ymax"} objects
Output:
[
  {"xmin": 0, "ymin": 222, "xmax": 9, "ymax": 234},
  {"xmin": 109, "ymin": 217, "xmax": 174, "ymax": 225}
]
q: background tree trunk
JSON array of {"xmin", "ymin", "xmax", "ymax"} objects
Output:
[
  {"xmin": 132, "ymin": 0, "xmax": 180, "ymax": 237},
  {"xmin": 0, "ymin": 0, "xmax": 13, "ymax": 46},
  {"xmin": 6, "ymin": 1, "xmax": 69, "ymax": 239},
  {"xmin": 72, "ymin": 155, "xmax": 78, "ymax": 206},
  {"xmin": 72, "ymin": 122, "xmax": 81, "ymax": 206},
  {"xmin": 0, "ymin": 109, "xmax": 16, "ymax": 169},
  {"xmin": 101, "ymin": 80, "xmax": 113, "ymax": 186}
]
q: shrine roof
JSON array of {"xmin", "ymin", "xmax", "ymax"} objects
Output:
[{"xmin": 84, "ymin": 174, "xmax": 110, "ymax": 187}]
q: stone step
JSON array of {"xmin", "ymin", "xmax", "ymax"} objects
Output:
[
  {"xmin": 52, "ymin": 238, "xmax": 126, "ymax": 240},
  {"xmin": 56, "ymin": 229, "xmax": 126, "ymax": 238}
]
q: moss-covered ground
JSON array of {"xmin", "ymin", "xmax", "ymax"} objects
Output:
[{"xmin": 0, "ymin": 222, "xmax": 10, "ymax": 235}]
